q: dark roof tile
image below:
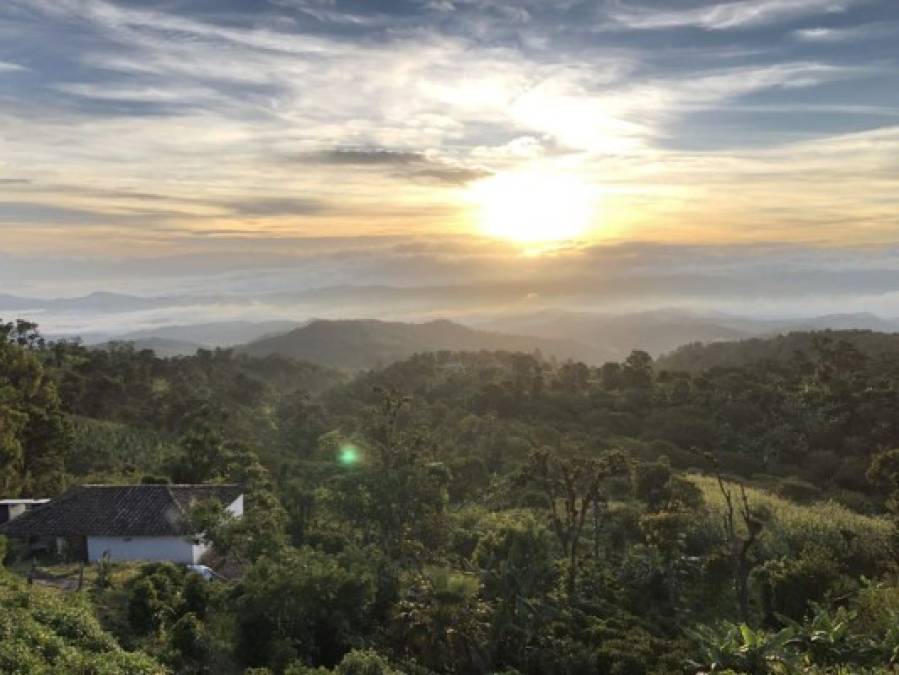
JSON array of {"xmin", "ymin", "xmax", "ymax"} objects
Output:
[{"xmin": 0, "ymin": 484, "xmax": 242, "ymax": 538}]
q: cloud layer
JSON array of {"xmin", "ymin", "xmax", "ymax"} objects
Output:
[{"xmin": 0, "ymin": 0, "xmax": 897, "ymax": 310}]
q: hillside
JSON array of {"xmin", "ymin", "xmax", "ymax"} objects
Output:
[
  {"xmin": 478, "ymin": 309, "xmax": 753, "ymax": 360},
  {"xmin": 238, "ymin": 318, "xmax": 595, "ymax": 369},
  {"xmin": 658, "ymin": 329, "xmax": 899, "ymax": 372},
  {"xmin": 98, "ymin": 337, "xmax": 203, "ymax": 358},
  {"xmin": 116, "ymin": 320, "xmax": 305, "ymax": 348},
  {"xmin": 0, "ymin": 565, "xmax": 162, "ymax": 673}
]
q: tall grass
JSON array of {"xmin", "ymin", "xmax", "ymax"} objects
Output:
[{"xmin": 687, "ymin": 474, "xmax": 893, "ymax": 566}]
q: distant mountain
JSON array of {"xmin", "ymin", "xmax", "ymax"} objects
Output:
[
  {"xmin": 779, "ymin": 313, "xmax": 899, "ymax": 333},
  {"xmin": 476, "ymin": 309, "xmax": 899, "ymax": 362},
  {"xmin": 657, "ymin": 329, "xmax": 899, "ymax": 373},
  {"xmin": 0, "ymin": 291, "xmax": 181, "ymax": 313},
  {"xmin": 477, "ymin": 309, "xmax": 753, "ymax": 361},
  {"xmin": 238, "ymin": 318, "xmax": 594, "ymax": 370},
  {"xmin": 117, "ymin": 320, "xmax": 305, "ymax": 348}
]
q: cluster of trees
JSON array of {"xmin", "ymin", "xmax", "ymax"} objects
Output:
[{"xmin": 3, "ymin": 319, "xmax": 899, "ymax": 673}]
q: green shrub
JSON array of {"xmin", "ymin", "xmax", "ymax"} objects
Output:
[
  {"xmin": 170, "ymin": 611, "xmax": 210, "ymax": 663},
  {"xmin": 0, "ymin": 568, "xmax": 164, "ymax": 674},
  {"xmin": 757, "ymin": 545, "xmax": 846, "ymax": 622},
  {"xmin": 128, "ymin": 578, "xmax": 163, "ymax": 635},
  {"xmin": 234, "ymin": 548, "xmax": 376, "ymax": 669},
  {"xmin": 182, "ymin": 572, "xmax": 209, "ymax": 620}
]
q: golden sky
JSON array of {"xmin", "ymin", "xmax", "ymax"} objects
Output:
[{"xmin": 0, "ymin": 0, "xmax": 897, "ymax": 260}]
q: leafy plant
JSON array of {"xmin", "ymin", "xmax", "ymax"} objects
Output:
[{"xmin": 686, "ymin": 622, "xmax": 798, "ymax": 674}]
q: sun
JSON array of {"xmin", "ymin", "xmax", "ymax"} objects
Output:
[{"xmin": 469, "ymin": 170, "xmax": 596, "ymax": 244}]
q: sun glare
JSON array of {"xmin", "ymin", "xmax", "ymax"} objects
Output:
[{"xmin": 469, "ymin": 170, "xmax": 596, "ymax": 244}]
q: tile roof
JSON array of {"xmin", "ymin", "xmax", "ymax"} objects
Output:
[{"xmin": 0, "ymin": 484, "xmax": 242, "ymax": 538}]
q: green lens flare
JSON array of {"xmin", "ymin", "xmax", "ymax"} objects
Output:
[{"xmin": 339, "ymin": 445, "xmax": 359, "ymax": 465}]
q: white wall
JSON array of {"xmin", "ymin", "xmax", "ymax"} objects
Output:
[
  {"xmin": 86, "ymin": 494, "xmax": 243, "ymax": 564},
  {"xmin": 227, "ymin": 494, "xmax": 244, "ymax": 518},
  {"xmin": 87, "ymin": 536, "xmax": 199, "ymax": 563}
]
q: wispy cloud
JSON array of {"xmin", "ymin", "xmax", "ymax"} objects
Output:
[
  {"xmin": 0, "ymin": 0, "xmax": 896, "ymax": 266},
  {"xmin": 607, "ymin": 0, "xmax": 861, "ymax": 31},
  {"xmin": 0, "ymin": 60, "xmax": 26, "ymax": 73},
  {"xmin": 793, "ymin": 22, "xmax": 897, "ymax": 41}
]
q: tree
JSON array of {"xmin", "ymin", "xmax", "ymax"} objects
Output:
[
  {"xmin": 0, "ymin": 320, "xmax": 69, "ymax": 495},
  {"xmin": 622, "ymin": 350, "xmax": 653, "ymax": 389},
  {"xmin": 518, "ymin": 447, "xmax": 628, "ymax": 598},
  {"xmin": 328, "ymin": 390, "xmax": 449, "ymax": 560},
  {"xmin": 234, "ymin": 548, "xmax": 376, "ymax": 670},
  {"xmin": 167, "ymin": 407, "xmax": 228, "ymax": 483},
  {"xmin": 474, "ymin": 512, "xmax": 558, "ymax": 665},
  {"xmin": 705, "ymin": 451, "xmax": 767, "ymax": 624}
]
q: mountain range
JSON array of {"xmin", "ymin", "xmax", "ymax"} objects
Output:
[{"xmin": 4, "ymin": 287, "xmax": 899, "ymax": 369}]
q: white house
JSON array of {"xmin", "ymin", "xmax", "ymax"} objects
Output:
[{"xmin": 0, "ymin": 484, "xmax": 243, "ymax": 564}]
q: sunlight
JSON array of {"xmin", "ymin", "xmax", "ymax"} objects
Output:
[{"xmin": 468, "ymin": 170, "xmax": 596, "ymax": 244}]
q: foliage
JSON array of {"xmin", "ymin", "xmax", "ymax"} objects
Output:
[
  {"xmin": 0, "ymin": 566, "xmax": 164, "ymax": 674},
  {"xmin": 5, "ymin": 322, "xmax": 899, "ymax": 673},
  {"xmin": 686, "ymin": 622, "xmax": 798, "ymax": 674},
  {"xmin": 233, "ymin": 547, "xmax": 376, "ymax": 670}
]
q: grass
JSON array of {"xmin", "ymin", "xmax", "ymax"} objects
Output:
[{"xmin": 687, "ymin": 473, "xmax": 894, "ymax": 565}]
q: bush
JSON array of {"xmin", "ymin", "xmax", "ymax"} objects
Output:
[
  {"xmin": 170, "ymin": 611, "xmax": 210, "ymax": 663},
  {"xmin": 285, "ymin": 649, "xmax": 401, "ymax": 675},
  {"xmin": 757, "ymin": 545, "xmax": 846, "ymax": 622},
  {"xmin": 234, "ymin": 548, "xmax": 376, "ymax": 670},
  {"xmin": 0, "ymin": 568, "xmax": 163, "ymax": 673},
  {"xmin": 127, "ymin": 578, "xmax": 163, "ymax": 635},
  {"xmin": 182, "ymin": 571, "xmax": 209, "ymax": 619}
]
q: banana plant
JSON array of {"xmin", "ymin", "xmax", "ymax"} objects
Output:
[
  {"xmin": 686, "ymin": 621, "xmax": 800, "ymax": 674},
  {"xmin": 778, "ymin": 602, "xmax": 875, "ymax": 667}
]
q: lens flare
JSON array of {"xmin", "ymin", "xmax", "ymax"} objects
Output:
[{"xmin": 339, "ymin": 444, "xmax": 360, "ymax": 466}]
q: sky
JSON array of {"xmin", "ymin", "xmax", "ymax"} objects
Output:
[{"xmin": 1, "ymin": 0, "xmax": 899, "ymax": 329}]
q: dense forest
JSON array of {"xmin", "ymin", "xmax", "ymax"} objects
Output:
[{"xmin": 3, "ymin": 317, "xmax": 899, "ymax": 674}]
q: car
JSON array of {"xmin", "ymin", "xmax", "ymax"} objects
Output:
[{"xmin": 184, "ymin": 564, "xmax": 225, "ymax": 581}]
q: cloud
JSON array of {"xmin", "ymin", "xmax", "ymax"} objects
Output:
[
  {"xmin": 405, "ymin": 166, "xmax": 492, "ymax": 185},
  {"xmin": 306, "ymin": 147, "xmax": 491, "ymax": 185},
  {"xmin": 315, "ymin": 149, "xmax": 427, "ymax": 166},
  {"xmin": 607, "ymin": 0, "xmax": 860, "ymax": 31},
  {"xmin": 0, "ymin": 0, "xmax": 896, "ymax": 260},
  {"xmin": 224, "ymin": 197, "xmax": 327, "ymax": 216},
  {"xmin": 7, "ymin": 240, "xmax": 899, "ymax": 337},
  {"xmin": 0, "ymin": 61, "xmax": 26, "ymax": 73},
  {"xmin": 793, "ymin": 22, "xmax": 897, "ymax": 41}
]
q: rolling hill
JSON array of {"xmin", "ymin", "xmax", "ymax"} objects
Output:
[
  {"xmin": 656, "ymin": 329, "xmax": 899, "ymax": 372},
  {"xmin": 477, "ymin": 309, "xmax": 754, "ymax": 361},
  {"xmin": 238, "ymin": 318, "xmax": 595, "ymax": 370}
]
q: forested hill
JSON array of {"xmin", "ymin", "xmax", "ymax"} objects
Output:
[
  {"xmin": 6, "ymin": 318, "xmax": 899, "ymax": 673},
  {"xmin": 658, "ymin": 329, "xmax": 899, "ymax": 373},
  {"xmin": 237, "ymin": 318, "xmax": 594, "ymax": 369}
]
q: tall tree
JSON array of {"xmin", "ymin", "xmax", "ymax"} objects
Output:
[
  {"xmin": 519, "ymin": 447, "xmax": 627, "ymax": 598},
  {"xmin": 0, "ymin": 320, "xmax": 69, "ymax": 495}
]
